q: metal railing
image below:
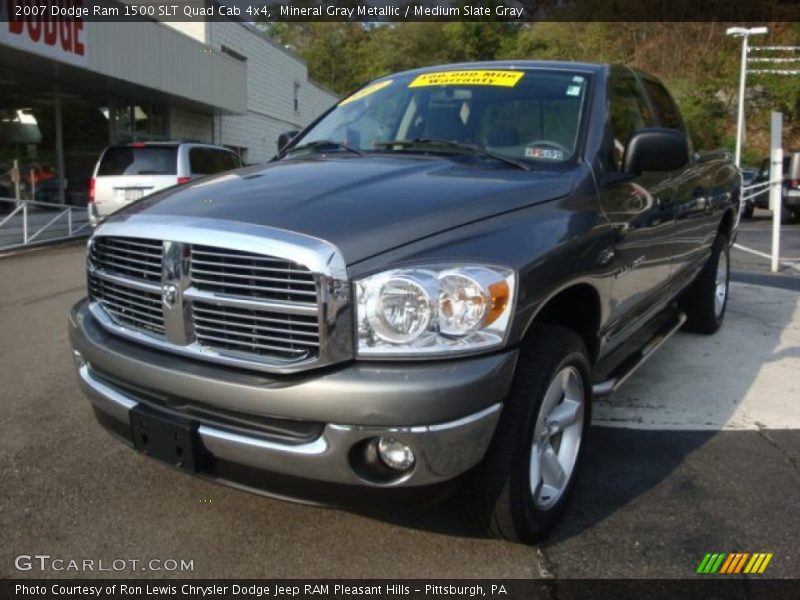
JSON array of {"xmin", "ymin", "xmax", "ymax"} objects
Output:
[
  {"xmin": 741, "ymin": 179, "xmax": 771, "ymax": 204},
  {"xmin": 0, "ymin": 197, "xmax": 91, "ymax": 252}
]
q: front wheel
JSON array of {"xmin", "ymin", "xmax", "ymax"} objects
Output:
[
  {"xmin": 469, "ymin": 325, "xmax": 591, "ymax": 543},
  {"xmin": 741, "ymin": 201, "xmax": 754, "ymax": 219}
]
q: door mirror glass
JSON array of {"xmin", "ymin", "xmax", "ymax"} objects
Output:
[{"xmin": 623, "ymin": 128, "xmax": 689, "ymax": 174}]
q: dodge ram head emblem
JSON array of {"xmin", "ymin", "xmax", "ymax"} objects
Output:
[{"xmin": 161, "ymin": 283, "xmax": 178, "ymax": 308}]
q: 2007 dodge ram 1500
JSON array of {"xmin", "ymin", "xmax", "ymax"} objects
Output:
[{"xmin": 69, "ymin": 61, "xmax": 740, "ymax": 543}]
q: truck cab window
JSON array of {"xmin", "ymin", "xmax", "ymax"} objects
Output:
[
  {"xmin": 608, "ymin": 76, "xmax": 654, "ymax": 170},
  {"xmin": 643, "ymin": 80, "xmax": 683, "ymax": 130}
]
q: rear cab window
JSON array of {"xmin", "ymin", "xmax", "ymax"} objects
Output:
[
  {"xmin": 642, "ymin": 79, "xmax": 684, "ymax": 130},
  {"xmin": 97, "ymin": 146, "xmax": 178, "ymax": 176},
  {"xmin": 607, "ymin": 74, "xmax": 655, "ymax": 170}
]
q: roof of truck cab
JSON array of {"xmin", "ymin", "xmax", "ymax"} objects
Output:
[{"xmin": 390, "ymin": 60, "xmax": 610, "ymax": 78}]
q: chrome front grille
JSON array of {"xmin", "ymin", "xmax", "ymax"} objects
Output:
[
  {"xmin": 90, "ymin": 236, "xmax": 162, "ymax": 282},
  {"xmin": 85, "ymin": 219, "xmax": 350, "ymax": 374},
  {"xmin": 88, "ymin": 273, "xmax": 165, "ymax": 335},
  {"xmin": 192, "ymin": 301, "xmax": 319, "ymax": 359},
  {"xmin": 190, "ymin": 245, "xmax": 317, "ymax": 303}
]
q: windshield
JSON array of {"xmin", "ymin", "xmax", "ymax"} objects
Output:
[{"xmin": 291, "ymin": 69, "xmax": 591, "ymax": 165}]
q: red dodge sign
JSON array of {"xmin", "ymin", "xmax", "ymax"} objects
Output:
[{"xmin": 1, "ymin": 0, "xmax": 88, "ymax": 65}]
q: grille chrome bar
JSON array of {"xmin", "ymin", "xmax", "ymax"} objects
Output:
[
  {"xmin": 190, "ymin": 267, "xmax": 318, "ymax": 287},
  {"xmin": 89, "ymin": 267, "xmax": 161, "ymax": 294},
  {"xmin": 193, "ymin": 306, "xmax": 319, "ymax": 338},
  {"xmin": 191, "ymin": 258, "xmax": 310, "ymax": 275},
  {"xmin": 189, "ymin": 276, "xmax": 318, "ymax": 297},
  {"xmin": 85, "ymin": 215, "xmax": 352, "ymax": 374},
  {"xmin": 193, "ymin": 333, "xmax": 309, "ymax": 357},
  {"xmin": 183, "ymin": 287, "xmax": 318, "ymax": 316},
  {"xmin": 194, "ymin": 323, "xmax": 320, "ymax": 348}
]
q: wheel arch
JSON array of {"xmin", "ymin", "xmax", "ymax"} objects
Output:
[
  {"xmin": 719, "ymin": 207, "xmax": 734, "ymax": 240},
  {"xmin": 522, "ymin": 282, "xmax": 603, "ymax": 364}
]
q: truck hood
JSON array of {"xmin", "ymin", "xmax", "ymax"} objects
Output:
[{"xmin": 110, "ymin": 155, "xmax": 573, "ymax": 264}]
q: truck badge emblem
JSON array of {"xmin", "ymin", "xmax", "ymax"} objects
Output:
[{"xmin": 162, "ymin": 283, "xmax": 178, "ymax": 307}]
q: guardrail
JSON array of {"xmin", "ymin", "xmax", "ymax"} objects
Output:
[{"xmin": 0, "ymin": 197, "xmax": 91, "ymax": 252}]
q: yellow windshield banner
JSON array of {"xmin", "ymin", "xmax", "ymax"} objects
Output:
[
  {"xmin": 339, "ymin": 80, "xmax": 393, "ymax": 106},
  {"xmin": 409, "ymin": 70, "xmax": 525, "ymax": 88}
]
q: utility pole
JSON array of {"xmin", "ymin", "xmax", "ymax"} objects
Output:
[{"xmin": 726, "ymin": 26, "xmax": 768, "ymax": 167}]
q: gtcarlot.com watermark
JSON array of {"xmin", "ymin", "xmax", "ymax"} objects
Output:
[{"xmin": 14, "ymin": 554, "xmax": 194, "ymax": 573}]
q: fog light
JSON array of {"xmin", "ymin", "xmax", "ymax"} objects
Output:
[{"xmin": 377, "ymin": 437, "xmax": 415, "ymax": 471}]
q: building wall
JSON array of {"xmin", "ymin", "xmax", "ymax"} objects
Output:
[
  {"xmin": 0, "ymin": 18, "xmax": 247, "ymax": 114},
  {"xmin": 207, "ymin": 22, "xmax": 338, "ymax": 164},
  {"xmin": 169, "ymin": 107, "xmax": 214, "ymax": 143}
]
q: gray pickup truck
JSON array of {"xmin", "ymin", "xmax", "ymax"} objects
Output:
[{"xmin": 69, "ymin": 61, "xmax": 739, "ymax": 543}]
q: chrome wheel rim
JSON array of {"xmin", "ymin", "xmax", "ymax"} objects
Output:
[
  {"xmin": 715, "ymin": 249, "xmax": 728, "ymax": 319},
  {"xmin": 529, "ymin": 366, "xmax": 585, "ymax": 510}
]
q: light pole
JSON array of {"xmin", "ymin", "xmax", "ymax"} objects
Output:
[{"xmin": 727, "ymin": 26, "xmax": 768, "ymax": 167}]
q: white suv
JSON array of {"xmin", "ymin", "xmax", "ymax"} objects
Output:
[{"xmin": 88, "ymin": 141, "xmax": 241, "ymax": 226}]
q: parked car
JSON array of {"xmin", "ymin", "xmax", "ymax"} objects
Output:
[
  {"xmin": 741, "ymin": 166, "xmax": 758, "ymax": 187},
  {"xmin": 69, "ymin": 62, "xmax": 739, "ymax": 543},
  {"xmin": 88, "ymin": 141, "xmax": 242, "ymax": 226},
  {"xmin": 741, "ymin": 151, "xmax": 800, "ymax": 221}
]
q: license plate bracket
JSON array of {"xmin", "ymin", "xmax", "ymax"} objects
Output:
[{"xmin": 130, "ymin": 405, "xmax": 202, "ymax": 473}]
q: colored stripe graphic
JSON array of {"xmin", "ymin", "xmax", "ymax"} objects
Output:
[
  {"xmin": 697, "ymin": 554, "xmax": 713, "ymax": 573},
  {"xmin": 699, "ymin": 552, "xmax": 774, "ymax": 574},
  {"xmin": 698, "ymin": 553, "xmax": 727, "ymax": 573},
  {"xmin": 719, "ymin": 554, "xmax": 736, "ymax": 573},
  {"xmin": 734, "ymin": 553, "xmax": 749, "ymax": 573}
]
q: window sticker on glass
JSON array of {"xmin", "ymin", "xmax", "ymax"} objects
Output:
[
  {"xmin": 566, "ymin": 85, "xmax": 582, "ymax": 97},
  {"xmin": 339, "ymin": 80, "xmax": 393, "ymax": 106},
  {"xmin": 409, "ymin": 70, "xmax": 525, "ymax": 88},
  {"xmin": 525, "ymin": 147, "xmax": 565, "ymax": 161}
]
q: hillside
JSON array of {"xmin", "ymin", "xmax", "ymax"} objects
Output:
[{"xmin": 264, "ymin": 22, "xmax": 800, "ymax": 165}]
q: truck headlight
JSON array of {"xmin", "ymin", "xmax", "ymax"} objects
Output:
[{"xmin": 356, "ymin": 265, "xmax": 515, "ymax": 357}]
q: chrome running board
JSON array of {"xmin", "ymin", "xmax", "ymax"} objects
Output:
[{"xmin": 592, "ymin": 312, "xmax": 687, "ymax": 398}]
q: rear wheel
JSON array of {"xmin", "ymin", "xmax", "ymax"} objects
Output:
[
  {"xmin": 741, "ymin": 202, "xmax": 754, "ymax": 219},
  {"xmin": 469, "ymin": 325, "xmax": 591, "ymax": 543},
  {"xmin": 680, "ymin": 231, "xmax": 729, "ymax": 334}
]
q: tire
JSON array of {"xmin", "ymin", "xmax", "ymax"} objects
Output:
[
  {"xmin": 680, "ymin": 231, "xmax": 729, "ymax": 334},
  {"xmin": 741, "ymin": 202, "xmax": 754, "ymax": 219},
  {"xmin": 780, "ymin": 205, "xmax": 794, "ymax": 224},
  {"xmin": 468, "ymin": 325, "xmax": 591, "ymax": 543}
]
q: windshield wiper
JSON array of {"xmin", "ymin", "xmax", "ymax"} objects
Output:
[
  {"xmin": 373, "ymin": 138, "xmax": 531, "ymax": 171},
  {"xmin": 280, "ymin": 140, "xmax": 364, "ymax": 159}
]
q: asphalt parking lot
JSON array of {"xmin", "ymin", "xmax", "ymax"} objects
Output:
[
  {"xmin": 1, "ymin": 242, "xmax": 798, "ymax": 580},
  {"xmin": 733, "ymin": 209, "xmax": 800, "ymax": 279}
]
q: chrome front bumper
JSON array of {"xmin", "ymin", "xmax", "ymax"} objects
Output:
[
  {"xmin": 70, "ymin": 300, "xmax": 513, "ymax": 498},
  {"xmin": 75, "ymin": 360, "xmax": 502, "ymax": 489}
]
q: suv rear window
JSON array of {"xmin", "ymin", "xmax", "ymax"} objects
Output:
[
  {"xmin": 97, "ymin": 146, "xmax": 178, "ymax": 176},
  {"xmin": 189, "ymin": 148, "xmax": 240, "ymax": 175}
]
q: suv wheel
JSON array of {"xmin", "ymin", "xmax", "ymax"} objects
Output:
[
  {"xmin": 469, "ymin": 325, "xmax": 591, "ymax": 543},
  {"xmin": 680, "ymin": 232, "xmax": 730, "ymax": 334}
]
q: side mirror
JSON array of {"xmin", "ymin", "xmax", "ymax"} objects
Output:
[
  {"xmin": 623, "ymin": 128, "xmax": 689, "ymax": 174},
  {"xmin": 277, "ymin": 130, "xmax": 300, "ymax": 153}
]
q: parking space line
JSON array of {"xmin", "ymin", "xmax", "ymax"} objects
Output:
[{"xmin": 733, "ymin": 243, "xmax": 800, "ymax": 271}]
